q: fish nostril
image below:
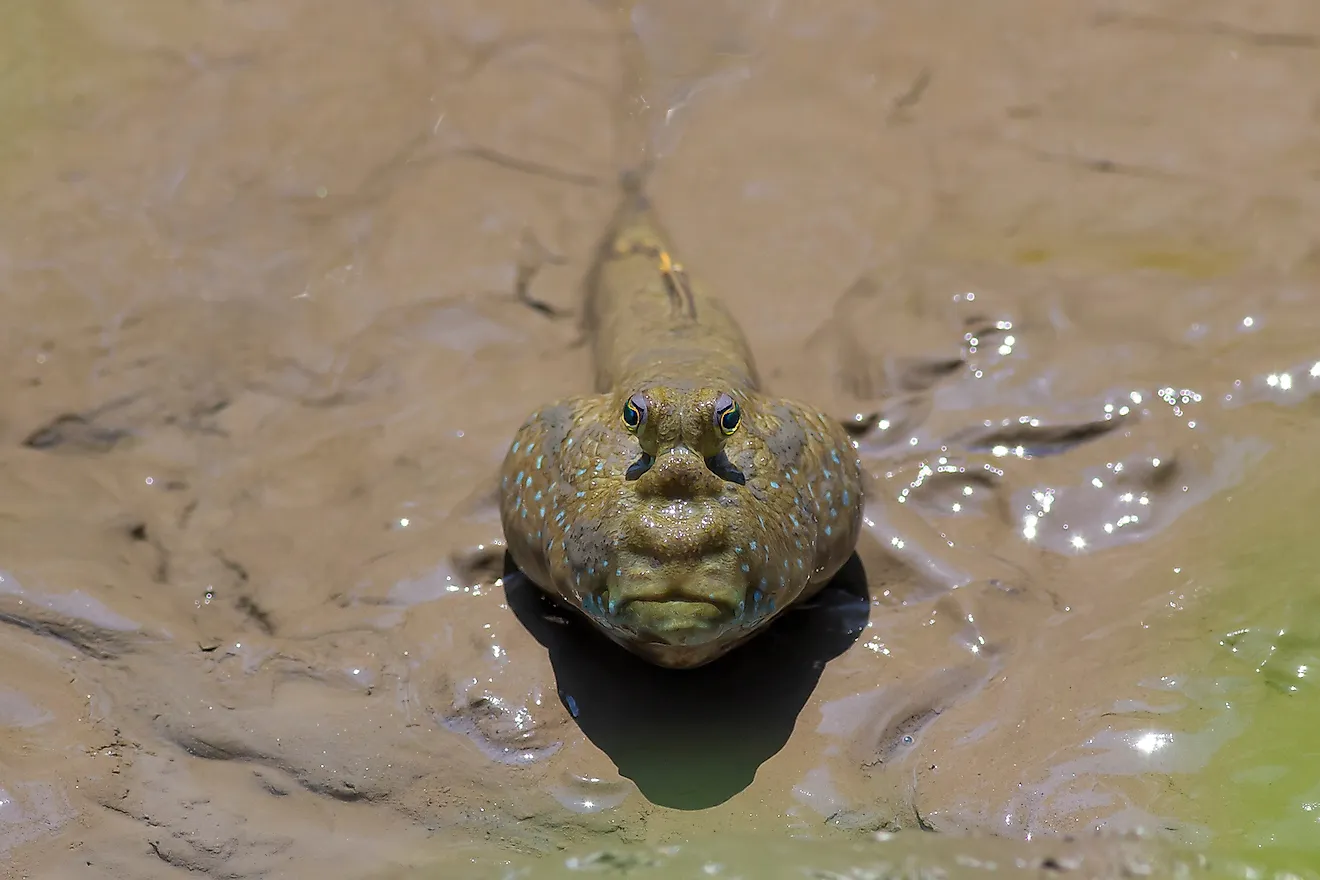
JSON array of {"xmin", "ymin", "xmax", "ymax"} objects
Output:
[
  {"xmin": 705, "ymin": 450, "xmax": 746, "ymax": 485},
  {"xmin": 625, "ymin": 453, "xmax": 654, "ymax": 481}
]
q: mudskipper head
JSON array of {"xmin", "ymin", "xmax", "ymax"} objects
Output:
[
  {"xmin": 582, "ymin": 383, "xmax": 772, "ymax": 667},
  {"xmin": 501, "ymin": 381, "xmax": 861, "ymax": 669}
]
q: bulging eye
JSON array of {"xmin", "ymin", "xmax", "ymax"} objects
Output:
[
  {"xmin": 622, "ymin": 393, "xmax": 647, "ymax": 432},
  {"xmin": 715, "ymin": 393, "xmax": 741, "ymax": 435},
  {"xmin": 719, "ymin": 405, "xmax": 741, "ymax": 434}
]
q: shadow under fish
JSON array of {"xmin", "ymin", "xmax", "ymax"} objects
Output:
[{"xmin": 503, "ymin": 552, "xmax": 871, "ymax": 810}]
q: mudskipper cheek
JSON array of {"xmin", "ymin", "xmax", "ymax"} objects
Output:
[{"xmin": 737, "ymin": 582, "xmax": 777, "ymax": 623}]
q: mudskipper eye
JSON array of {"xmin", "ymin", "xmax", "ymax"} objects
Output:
[
  {"xmin": 622, "ymin": 394, "xmax": 647, "ymax": 432},
  {"xmin": 715, "ymin": 394, "xmax": 741, "ymax": 435}
]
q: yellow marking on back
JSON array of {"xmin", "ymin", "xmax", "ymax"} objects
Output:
[{"xmin": 611, "ymin": 240, "xmax": 698, "ymax": 321}]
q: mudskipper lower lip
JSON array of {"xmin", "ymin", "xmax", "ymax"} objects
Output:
[{"xmin": 614, "ymin": 598, "xmax": 731, "ymax": 643}]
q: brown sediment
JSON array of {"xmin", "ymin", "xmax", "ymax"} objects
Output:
[{"xmin": 3, "ymin": 0, "xmax": 1320, "ymax": 877}]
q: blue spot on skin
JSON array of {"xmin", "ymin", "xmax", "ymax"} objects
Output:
[
  {"xmin": 534, "ymin": 491, "xmax": 543, "ymax": 501},
  {"xmin": 608, "ymin": 595, "xmax": 618, "ymax": 616},
  {"xmin": 769, "ymin": 598, "xmax": 776, "ymax": 612},
  {"xmin": 842, "ymin": 490, "xmax": 850, "ymax": 506},
  {"xmin": 566, "ymin": 694, "xmax": 580, "ymax": 717},
  {"xmin": 595, "ymin": 462, "xmax": 605, "ymax": 472},
  {"xmin": 738, "ymin": 598, "xmax": 746, "ymax": 616},
  {"xmin": 825, "ymin": 525, "xmax": 833, "ymax": 536},
  {"xmin": 740, "ymin": 563, "xmax": 750, "ymax": 573},
  {"xmin": 770, "ymin": 481, "xmax": 780, "ymax": 489},
  {"xmin": 752, "ymin": 589, "xmax": 764, "ymax": 606},
  {"xmin": 576, "ymin": 469, "xmax": 587, "ymax": 477},
  {"xmin": 750, "ymin": 541, "xmax": 757, "ymax": 551},
  {"xmin": 830, "ymin": 450, "xmax": 841, "ymax": 464},
  {"xmin": 512, "ymin": 442, "xmax": 520, "ymax": 453},
  {"xmin": 536, "ymin": 455, "xmax": 544, "ymax": 468},
  {"xmin": 516, "ymin": 471, "xmax": 524, "ymax": 483}
]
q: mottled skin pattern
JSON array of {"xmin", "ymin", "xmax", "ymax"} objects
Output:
[{"xmin": 499, "ymin": 176, "xmax": 864, "ymax": 668}]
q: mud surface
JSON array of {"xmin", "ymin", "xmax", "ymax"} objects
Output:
[{"xmin": 4, "ymin": 1, "xmax": 1320, "ymax": 878}]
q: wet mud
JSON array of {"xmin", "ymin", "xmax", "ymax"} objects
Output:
[{"xmin": 4, "ymin": 1, "xmax": 1320, "ymax": 877}]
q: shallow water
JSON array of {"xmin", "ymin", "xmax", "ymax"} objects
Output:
[{"xmin": 3, "ymin": 1, "xmax": 1320, "ymax": 878}]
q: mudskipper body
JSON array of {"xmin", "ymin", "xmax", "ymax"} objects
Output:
[{"xmin": 499, "ymin": 175, "xmax": 864, "ymax": 668}]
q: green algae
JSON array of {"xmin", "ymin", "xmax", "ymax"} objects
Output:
[
  {"xmin": 1156, "ymin": 438, "xmax": 1320, "ymax": 872},
  {"xmin": 373, "ymin": 831, "xmax": 1307, "ymax": 880}
]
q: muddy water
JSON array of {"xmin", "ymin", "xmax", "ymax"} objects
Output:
[{"xmin": 3, "ymin": 1, "xmax": 1320, "ymax": 878}]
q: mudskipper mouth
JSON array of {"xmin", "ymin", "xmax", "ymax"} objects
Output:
[
  {"xmin": 592, "ymin": 545, "xmax": 749, "ymax": 646},
  {"xmin": 598, "ymin": 594, "xmax": 737, "ymax": 646}
]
